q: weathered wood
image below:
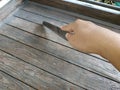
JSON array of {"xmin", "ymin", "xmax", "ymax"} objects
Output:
[
  {"xmin": 6, "ymin": 17, "xmax": 120, "ymax": 78},
  {"xmin": 0, "ymin": 0, "xmax": 23, "ymax": 22},
  {"xmin": 13, "ymin": 9, "xmax": 120, "ymax": 60},
  {"xmin": 18, "ymin": 1, "xmax": 120, "ymax": 61},
  {"xmin": 0, "ymin": 28, "xmax": 120, "ymax": 90},
  {"xmin": 0, "ymin": 50, "xmax": 82, "ymax": 90},
  {"xmin": 14, "ymin": 4, "xmax": 120, "ymax": 33},
  {"xmin": 16, "ymin": 1, "xmax": 120, "ymax": 62},
  {"xmin": 15, "ymin": 9, "xmax": 65, "ymax": 26},
  {"xmin": 0, "ymin": 1, "xmax": 120, "ymax": 90},
  {"xmin": 23, "ymin": 2, "xmax": 76, "ymax": 23},
  {"xmin": 0, "ymin": 71, "xmax": 35, "ymax": 90},
  {"xmin": 12, "ymin": 2, "xmax": 120, "ymax": 60},
  {"xmin": 10, "ymin": 10, "xmax": 120, "ymax": 43},
  {"xmin": 8, "ymin": 16, "xmax": 70, "ymax": 47},
  {"xmin": 8, "ymin": 16, "xmax": 108, "ymax": 60},
  {"xmin": 30, "ymin": 0, "xmax": 120, "ymax": 25},
  {"xmin": 20, "ymin": 2, "xmax": 120, "ymax": 30}
]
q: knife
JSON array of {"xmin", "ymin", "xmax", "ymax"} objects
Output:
[{"xmin": 43, "ymin": 21, "xmax": 68, "ymax": 40}]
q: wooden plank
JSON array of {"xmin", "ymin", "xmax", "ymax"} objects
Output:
[
  {"xmin": 0, "ymin": 0, "xmax": 23, "ymax": 22},
  {"xmin": 9, "ymin": 16, "xmax": 110, "ymax": 59},
  {"xmin": 14, "ymin": 9, "xmax": 65, "ymax": 26},
  {"xmin": 20, "ymin": 2, "xmax": 120, "ymax": 30},
  {"xmin": 0, "ymin": 50, "xmax": 82, "ymax": 90},
  {"xmin": 8, "ymin": 16, "xmax": 70, "ymax": 47},
  {"xmin": 12, "ymin": 6, "xmax": 120, "ymax": 61},
  {"xmin": 14, "ymin": 2, "xmax": 120, "ymax": 60},
  {"xmin": 17, "ymin": 2, "xmax": 120, "ymax": 61},
  {"xmin": 23, "ymin": 2, "xmax": 76, "ymax": 23},
  {"xmin": 30, "ymin": 0, "xmax": 120, "ymax": 25},
  {"xmin": 0, "ymin": 27, "xmax": 120, "ymax": 90},
  {"xmin": 5, "ymin": 18, "xmax": 120, "ymax": 78},
  {"xmin": 26, "ymin": 1, "xmax": 120, "ymax": 30},
  {"xmin": 12, "ymin": 9, "xmax": 120, "ymax": 60},
  {"xmin": 8, "ymin": 16, "xmax": 108, "ymax": 60},
  {"xmin": 0, "ymin": 71, "xmax": 35, "ymax": 90},
  {"xmin": 13, "ymin": 9, "xmax": 120, "ymax": 35}
]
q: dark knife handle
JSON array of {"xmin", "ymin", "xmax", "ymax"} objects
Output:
[
  {"xmin": 43, "ymin": 21, "xmax": 68, "ymax": 40},
  {"xmin": 56, "ymin": 27, "xmax": 67, "ymax": 40}
]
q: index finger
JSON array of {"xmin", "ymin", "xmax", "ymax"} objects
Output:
[{"xmin": 61, "ymin": 22, "xmax": 75, "ymax": 32}]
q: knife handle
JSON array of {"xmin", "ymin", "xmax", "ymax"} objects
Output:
[{"xmin": 56, "ymin": 27, "xmax": 68, "ymax": 40}]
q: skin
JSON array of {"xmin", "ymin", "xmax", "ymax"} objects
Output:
[{"xmin": 61, "ymin": 19, "xmax": 120, "ymax": 71}]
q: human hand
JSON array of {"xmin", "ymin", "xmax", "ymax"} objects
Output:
[
  {"xmin": 61, "ymin": 19, "xmax": 109, "ymax": 54},
  {"xmin": 61, "ymin": 19, "xmax": 120, "ymax": 71}
]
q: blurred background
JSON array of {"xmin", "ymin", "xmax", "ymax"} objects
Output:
[{"xmin": 90, "ymin": 0, "xmax": 120, "ymax": 7}]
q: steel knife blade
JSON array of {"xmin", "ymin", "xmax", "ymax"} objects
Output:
[{"xmin": 43, "ymin": 21, "xmax": 68, "ymax": 40}]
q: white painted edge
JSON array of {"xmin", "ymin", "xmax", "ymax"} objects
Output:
[
  {"xmin": 64, "ymin": 0, "xmax": 120, "ymax": 14},
  {"xmin": 0, "ymin": 0, "xmax": 11, "ymax": 9}
]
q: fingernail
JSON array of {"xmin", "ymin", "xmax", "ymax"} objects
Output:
[{"xmin": 60, "ymin": 26, "xmax": 65, "ymax": 29}]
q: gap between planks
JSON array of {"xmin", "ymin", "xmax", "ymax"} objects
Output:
[
  {"xmin": 0, "ymin": 49, "xmax": 83, "ymax": 90},
  {"xmin": 3, "ymin": 15, "xmax": 120, "ymax": 83},
  {"xmin": 2, "ymin": 25, "xmax": 119, "ymax": 89},
  {"xmin": 0, "ymin": 70, "xmax": 36, "ymax": 90},
  {"xmin": 0, "ymin": 1, "xmax": 119, "ymax": 89},
  {"xmin": 2, "ymin": 23, "xmax": 120, "ymax": 83}
]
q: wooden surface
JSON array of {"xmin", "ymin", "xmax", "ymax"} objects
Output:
[
  {"xmin": 0, "ymin": 1, "xmax": 120, "ymax": 90},
  {"xmin": 0, "ymin": 0, "xmax": 23, "ymax": 22},
  {"xmin": 30, "ymin": 0, "xmax": 120, "ymax": 25},
  {"xmin": 0, "ymin": 70, "xmax": 35, "ymax": 90}
]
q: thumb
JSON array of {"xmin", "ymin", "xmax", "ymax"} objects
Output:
[{"xmin": 65, "ymin": 33, "xmax": 71, "ymax": 40}]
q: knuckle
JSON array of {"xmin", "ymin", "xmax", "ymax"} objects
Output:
[{"xmin": 75, "ymin": 19, "xmax": 93, "ymax": 25}]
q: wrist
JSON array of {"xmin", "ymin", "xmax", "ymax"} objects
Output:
[
  {"xmin": 93, "ymin": 27, "xmax": 113, "ymax": 56},
  {"xmin": 98, "ymin": 28, "xmax": 120, "ymax": 59}
]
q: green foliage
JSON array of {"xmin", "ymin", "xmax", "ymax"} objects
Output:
[{"xmin": 95, "ymin": 0, "xmax": 113, "ymax": 4}]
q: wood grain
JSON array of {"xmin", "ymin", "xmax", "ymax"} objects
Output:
[
  {"xmin": 0, "ymin": 71, "xmax": 35, "ymax": 90},
  {"xmin": 0, "ymin": 28, "xmax": 120, "ymax": 89},
  {"xmin": 11, "ymin": 11, "xmax": 120, "ymax": 44},
  {"xmin": 5, "ymin": 18, "xmax": 120, "ymax": 79},
  {"xmin": 0, "ymin": 1, "xmax": 120, "ymax": 90},
  {"xmin": 0, "ymin": 0, "xmax": 23, "ymax": 22},
  {"xmin": 23, "ymin": 1, "xmax": 120, "ymax": 30},
  {"xmin": 13, "ymin": 3, "xmax": 120, "ymax": 33},
  {"xmin": 0, "ymin": 49, "xmax": 82, "ymax": 90},
  {"xmin": 30, "ymin": 0, "xmax": 120, "ymax": 25},
  {"xmin": 8, "ymin": 16, "xmax": 70, "ymax": 47},
  {"xmin": 18, "ymin": 2, "xmax": 120, "ymax": 30},
  {"xmin": 23, "ymin": 2, "xmax": 76, "ymax": 23},
  {"xmin": 12, "ymin": 9, "xmax": 120, "ymax": 59},
  {"xmin": 15, "ymin": 1, "xmax": 120, "ymax": 62},
  {"xmin": 12, "ymin": 2, "xmax": 120, "ymax": 60}
]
